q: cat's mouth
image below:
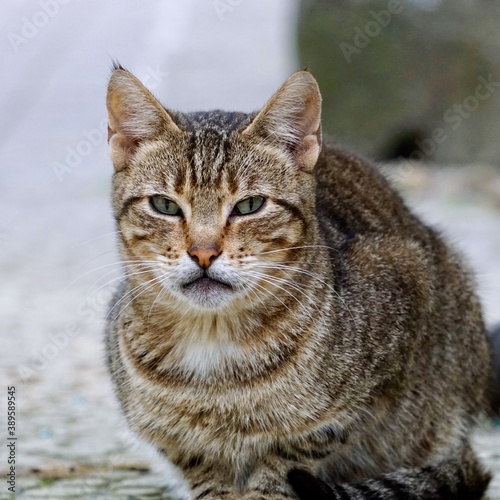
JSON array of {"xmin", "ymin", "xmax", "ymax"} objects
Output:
[
  {"xmin": 182, "ymin": 274, "xmax": 234, "ymax": 293},
  {"xmin": 180, "ymin": 271, "xmax": 236, "ymax": 307}
]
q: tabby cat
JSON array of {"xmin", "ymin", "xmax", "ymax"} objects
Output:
[{"xmin": 105, "ymin": 64, "xmax": 492, "ymax": 499}]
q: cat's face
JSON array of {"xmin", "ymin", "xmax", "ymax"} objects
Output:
[{"xmin": 107, "ymin": 67, "xmax": 322, "ymax": 311}]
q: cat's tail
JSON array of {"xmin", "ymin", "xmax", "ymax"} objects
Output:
[
  {"xmin": 488, "ymin": 322, "xmax": 500, "ymax": 417},
  {"xmin": 288, "ymin": 444, "xmax": 491, "ymax": 500}
]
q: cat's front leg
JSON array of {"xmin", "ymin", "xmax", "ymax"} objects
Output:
[
  {"xmin": 185, "ymin": 464, "xmax": 233, "ymax": 500},
  {"xmin": 187, "ymin": 457, "xmax": 305, "ymax": 500},
  {"xmin": 241, "ymin": 457, "xmax": 303, "ymax": 499}
]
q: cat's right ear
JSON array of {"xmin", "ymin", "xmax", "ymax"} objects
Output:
[{"xmin": 106, "ymin": 67, "xmax": 180, "ymax": 171}]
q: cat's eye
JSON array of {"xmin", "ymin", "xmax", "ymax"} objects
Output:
[
  {"xmin": 232, "ymin": 196, "xmax": 265, "ymax": 216},
  {"xmin": 150, "ymin": 196, "xmax": 182, "ymax": 216}
]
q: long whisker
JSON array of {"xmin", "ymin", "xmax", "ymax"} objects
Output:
[
  {"xmin": 242, "ymin": 270, "xmax": 306, "ymax": 310},
  {"xmin": 75, "ymin": 250, "xmax": 117, "ymax": 273},
  {"xmin": 249, "ymin": 262, "xmax": 355, "ymax": 321},
  {"xmin": 254, "ymin": 245, "xmax": 340, "ymax": 256},
  {"xmin": 242, "ymin": 279, "xmax": 271, "ymax": 314},
  {"xmin": 87, "ymin": 261, "xmax": 157, "ymax": 291},
  {"xmin": 115, "ymin": 276, "xmax": 166, "ymax": 319},
  {"xmin": 246, "ymin": 270, "xmax": 316, "ymax": 303},
  {"xmin": 260, "ymin": 259, "xmax": 336, "ymax": 266},
  {"xmin": 61, "ymin": 259, "xmax": 160, "ymax": 293},
  {"xmin": 264, "ymin": 263, "xmax": 336, "ymax": 289},
  {"xmin": 106, "ymin": 273, "xmax": 165, "ymax": 322},
  {"xmin": 88, "ymin": 268, "xmax": 154, "ymax": 297},
  {"xmin": 146, "ymin": 273, "xmax": 186, "ymax": 329},
  {"xmin": 241, "ymin": 273, "xmax": 293, "ymax": 314},
  {"xmin": 147, "ymin": 286, "xmax": 167, "ymax": 326},
  {"xmin": 146, "ymin": 272, "xmax": 184, "ymax": 326},
  {"xmin": 70, "ymin": 230, "xmax": 123, "ymax": 248},
  {"xmin": 243, "ymin": 270, "xmax": 319, "ymax": 320}
]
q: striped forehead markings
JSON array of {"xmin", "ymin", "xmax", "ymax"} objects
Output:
[{"xmin": 188, "ymin": 129, "xmax": 230, "ymax": 188}]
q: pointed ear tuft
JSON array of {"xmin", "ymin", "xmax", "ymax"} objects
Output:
[
  {"xmin": 110, "ymin": 59, "xmax": 126, "ymax": 72},
  {"xmin": 106, "ymin": 68, "xmax": 180, "ymax": 171},
  {"xmin": 242, "ymin": 71, "xmax": 322, "ymax": 172}
]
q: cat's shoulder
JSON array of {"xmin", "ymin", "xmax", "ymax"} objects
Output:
[
  {"xmin": 314, "ymin": 140, "xmax": 420, "ymax": 236},
  {"xmin": 315, "ymin": 140, "xmax": 392, "ymax": 191}
]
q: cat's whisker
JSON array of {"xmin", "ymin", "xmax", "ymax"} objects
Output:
[
  {"xmin": 88, "ymin": 268, "xmax": 155, "ymax": 297},
  {"xmin": 74, "ymin": 250, "xmax": 117, "ymax": 274},
  {"xmin": 115, "ymin": 277, "xmax": 166, "ymax": 319},
  {"xmin": 242, "ymin": 281, "xmax": 274, "ymax": 316},
  {"xmin": 146, "ymin": 287, "xmax": 166, "ymax": 327},
  {"xmin": 146, "ymin": 274, "xmax": 180, "ymax": 326},
  {"xmin": 241, "ymin": 274, "xmax": 293, "ymax": 315},
  {"xmin": 245, "ymin": 269, "xmax": 315, "ymax": 302},
  {"xmin": 70, "ymin": 230, "xmax": 123, "ymax": 248},
  {"xmin": 254, "ymin": 262, "xmax": 355, "ymax": 321},
  {"xmin": 252, "ymin": 275, "xmax": 316, "ymax": 323},
  {"xmin": 249, "ymin": 260, "xmax": 329, "ymax": 267},
  {"xmin": 106, "ymin": 272, "xmax": 165, "ymax": 322},
  {"xmin": 256, "ymin": 262, "xmax": 329, "ymax": 282},
  {"xmin": 253, "ymin": 244, "xmax": 340, "ymax": 256},
  {"xmin": 246, "ymin": 259, "xmax": 353, "ymax": 320},
  {"xmin": 262, "ymin": 262, "xmax": 335, "ymax": 286},
  {"xmin": 242, "ymin": 270, "xmax": 320, "ymax": 319},
  {"xmin": 241, "ymin": 270, "xmax": 305, "ymax": 310},
  {"xmin": 89, "ymin": 261, "xmax": 159, "ymax": 287},
  {"xmin": 61, "ymin": 259, "xmax": 161, "ymax": 294}
]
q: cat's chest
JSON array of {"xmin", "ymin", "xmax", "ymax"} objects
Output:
[{"xmin": 122, "ymin": 343, "xmax": 333, "ymax": 464}]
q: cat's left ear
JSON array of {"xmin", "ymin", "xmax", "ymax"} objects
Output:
[{"xmin": 242, "ymin": 70, "xmax": 322, "ymax": 172}]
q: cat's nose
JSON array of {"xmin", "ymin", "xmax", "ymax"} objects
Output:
[{"xmin": 188, "ymin": 245, "xmax": 221, "ymax": 269}]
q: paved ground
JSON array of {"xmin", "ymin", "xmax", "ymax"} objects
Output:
[{"xmin": 1, "ymin": 2, "xmax": 499, "ymax": 499}]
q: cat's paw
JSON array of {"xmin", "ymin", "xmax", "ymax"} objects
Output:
[{"xmin": 287, "ymin": 469, "xmax": 337, "ymax": 500}]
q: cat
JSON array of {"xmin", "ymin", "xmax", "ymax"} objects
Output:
[{"xmin": 105, "ymin": 63, "xmax": 493, "ymax": 499}]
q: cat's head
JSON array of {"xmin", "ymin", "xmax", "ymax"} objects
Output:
[{"xmin": 106, "ymin": 65, "xmax": 322, "ymax": 312}]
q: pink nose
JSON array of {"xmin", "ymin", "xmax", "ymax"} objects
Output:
[{"xmin": 188, "ymin": 246, "xmax": 221, "ymax": 269}]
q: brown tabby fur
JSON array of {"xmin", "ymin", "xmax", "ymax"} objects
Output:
[{"xmin": 105, "ymin": 64, "xmax": 492, "ymax": 499}]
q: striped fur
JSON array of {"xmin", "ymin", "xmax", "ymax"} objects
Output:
[{"xmin": 104, "ymin": 66, "xmax": 492, "ymax": 499}]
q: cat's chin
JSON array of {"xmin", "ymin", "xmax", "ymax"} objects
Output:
[{"xmin": 180, "ymin": 276, "xmax": 236, "ymax": 309}]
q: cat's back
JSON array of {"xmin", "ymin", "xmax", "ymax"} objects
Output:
[{"xmin": 314, "ymin": 140, "xmax": 491, "ymax": 415}]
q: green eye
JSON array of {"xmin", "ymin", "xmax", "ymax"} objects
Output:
[
  {"xmin": 232, "ymin": 196, "xmax": 265, "ymax": 216},
  {"xmin": 150, "ymin": 196, "xmax": 181, "ymax": 215}
]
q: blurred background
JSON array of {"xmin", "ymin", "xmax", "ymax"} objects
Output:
[
  {"xmin": 1, "ymin": 0, "xmax": 499, "ymax": 498},
  {"xmin": 299, "ymin": 0, "xmax": 500, "ymax": 164}
]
